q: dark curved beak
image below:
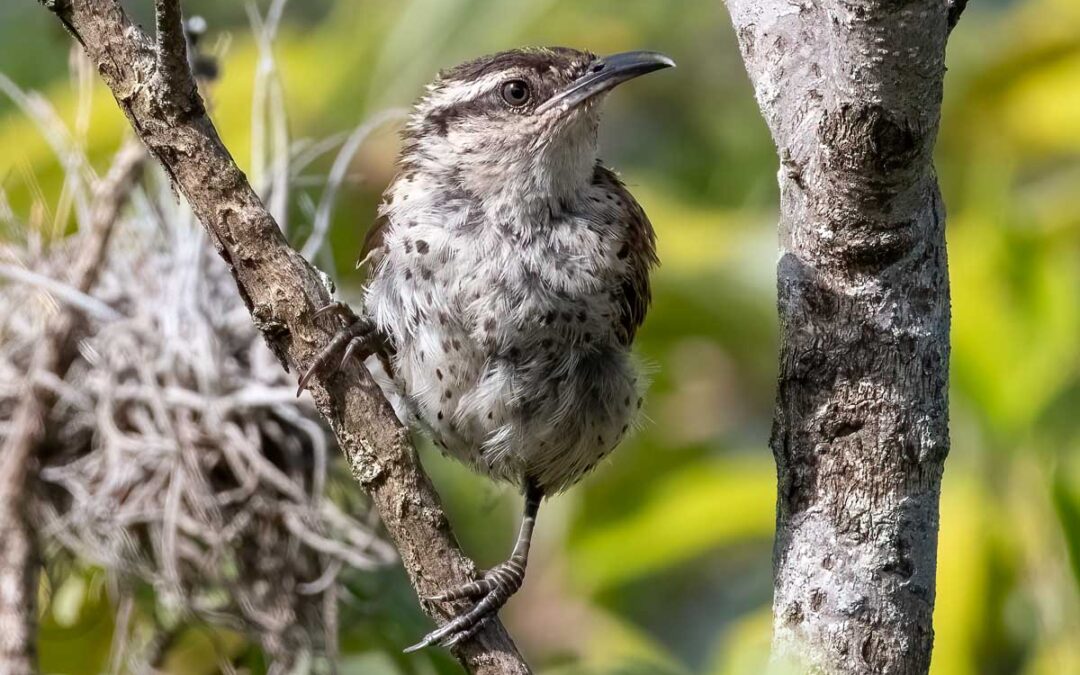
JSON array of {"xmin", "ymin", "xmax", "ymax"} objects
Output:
[{"xmin": 536, "ymin": 50, "xmax": 675, "ymax": 114}]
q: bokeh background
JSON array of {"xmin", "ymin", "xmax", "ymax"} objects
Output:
[{"xmin": 1, "ymin": 0, "xmax": 1078, "ymax": 673}]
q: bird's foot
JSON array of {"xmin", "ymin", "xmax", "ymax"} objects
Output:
[
  {"xmin": 296, "ymin": 303, "xmax": 378, "ymax": 395},
  {"xmin": 405, "ymin": 560, "xmax": 526, "ymax": 653},
  {"xmin": 311, "ymin": 300, "xmax": 356, "ymax": 324}
]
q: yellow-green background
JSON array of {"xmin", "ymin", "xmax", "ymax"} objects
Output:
[{"xmin": 1, "ymin": 0, "xmax": 1077, "ymax": 673}]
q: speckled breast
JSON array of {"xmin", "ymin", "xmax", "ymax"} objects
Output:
[{"xmin": 364, "ymin": 196, "xmax": 646, "ymax": 493}]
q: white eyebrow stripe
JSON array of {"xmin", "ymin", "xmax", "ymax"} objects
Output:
[{"xmin": 427, "ymin": 72, "xmax": 513, "ymax": 109}]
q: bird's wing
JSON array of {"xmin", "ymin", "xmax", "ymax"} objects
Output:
[
  {"xmin": 356, "ymin": 212, "xmax": 390, "ymax": 271},
  {"xmin": 593, "ymin": 164, "xmax": 659, "ymax": 347}
]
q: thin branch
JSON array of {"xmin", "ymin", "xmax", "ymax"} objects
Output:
[
  {"xmin": 0, "ymin": 263, "xmax": 123, "ymax": 321},
  {"xmin": 302, "ymin": 108, "xmax": 406, "ymax": 260},
  {"xmin": 246, "ymin": 0, "xmax": 291, "ymax": 231},
  {"xmin": 37, "ymin": 2, "xmax": 529, "ymax": 672},
  {"xmin": 153, "ymin": 0, "xmax": 200, "ymax": 113}
]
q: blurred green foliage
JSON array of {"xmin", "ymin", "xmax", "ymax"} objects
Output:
[{"xmin": 2, "ymin": 0, "xmax": 1078, "ymax": 673}]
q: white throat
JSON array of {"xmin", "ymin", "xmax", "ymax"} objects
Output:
[{"xmin": 410, "ymin": 110, "xmax": 600, "ymax": 221}]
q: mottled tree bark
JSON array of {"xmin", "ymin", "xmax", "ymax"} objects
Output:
[
  {"xmin": 722, "ymin": 1, "xmax": 959, "ymax": 673},
  {"xmin": 34, "ymin": 1, "xmax": 529, "ymax": 673}
]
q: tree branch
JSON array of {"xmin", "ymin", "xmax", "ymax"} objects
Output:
[
  {"xmin": 723, "ymin": 1, "xmax": 954, "ymax": 672},
  {"xmin": 152, "ymin": 0, "xmax": 201, "ymax": 112},
  {"xmin": 35, "ymin": 2, "xmax": 530, "ymax": 672},
  {"xmin": 0, "ymin": 138, "xmax": 145, "ymax": 675}
]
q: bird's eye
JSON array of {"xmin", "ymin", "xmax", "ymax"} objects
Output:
[{"xmin": 501, "ymin": 80, "xmax": 531, "ymax": 107}]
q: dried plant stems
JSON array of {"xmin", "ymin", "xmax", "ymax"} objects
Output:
[
  {"xmin": 37, "ymin": 1, "xmax": 530, "ymax": 672},
  {"xmin": 0, "ymin": 139, "xmax": 145, "ymax": 675},
  {"xmin": 4, "ymin": 16, "xmax": 390, "ymax": 671}
]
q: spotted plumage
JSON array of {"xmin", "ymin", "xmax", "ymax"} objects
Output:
[
  {"xmin": 302, "ymin": 46, "xmax": 673, "ymax": 651},
  {"xmin": 364, "ymin": 48, "xmax": 660, "ymax": 495}
]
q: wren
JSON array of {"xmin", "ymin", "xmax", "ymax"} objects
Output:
[{"xmin": 299, "ymin": 46, "xmax": 673, "ymax": 651}]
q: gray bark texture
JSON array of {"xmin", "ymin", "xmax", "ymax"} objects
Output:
[
  {"xmin": 722, "ymin": 1, "xmax": 957, "ymax": 673},
  {"xmin": 36, "ymin": 1, "xmax": 530, "ymax": 673}
]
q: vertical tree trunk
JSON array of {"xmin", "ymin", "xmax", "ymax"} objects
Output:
[{"xmin": 722, "ymin": 2, "xmax": 957, "ymax": 673}]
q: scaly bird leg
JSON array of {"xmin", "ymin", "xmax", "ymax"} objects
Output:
[{"xmin": 405, "ymin": 481, "xmax": 543, "ymax": 653}]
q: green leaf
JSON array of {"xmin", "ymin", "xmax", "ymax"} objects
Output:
[{"xmin": 569, "ymin": 457, "xmax": 774, "ymax": 592}]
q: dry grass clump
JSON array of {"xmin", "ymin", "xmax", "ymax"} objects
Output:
[
  {"xmin": 0, "ymin": 11, "xmax": 399, "ymax": 669},
  {"xmin": 3, "ymin": 198, "xmax": 391, "ymax": 664}
]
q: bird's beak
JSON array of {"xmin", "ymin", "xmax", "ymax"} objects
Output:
[{"xmin": 536, "ymin": 50, "xmax": 675, "ymax": 115}]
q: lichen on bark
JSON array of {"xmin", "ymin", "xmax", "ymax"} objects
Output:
[{"xmin": 722, "ymin": 1, "xmax": 958, "ymax": 672}]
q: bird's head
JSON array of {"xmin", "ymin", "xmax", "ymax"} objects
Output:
[{"xmin": 399, "ymin": 47, "xmax": 674, "ymax": 212}]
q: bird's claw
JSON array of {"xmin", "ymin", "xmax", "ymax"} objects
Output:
[
  {"xmin": 296, "ymin": 306, "xmax": 377, "ymax": 396},
  {"xmin": 312, "ymin": 300, "xmax": 356, "ymax": 323},
  {"xmin": 405, "ymin": 562, "xmax": 524, "ymax": 653}
]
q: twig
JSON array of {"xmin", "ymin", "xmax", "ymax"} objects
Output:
[
  {"xmin": 0, "ymin": 263, "xmax": 123, "ymax": 322},
  {"xmin": 0, "ymin": 138, "xmax": 144, "ymax": 675},
  {"xmin": 108, "ymin": 593, "xmax": 135, "ymax": 674},
  {"xmin": 246, "ymin": 0, "xmax": 291, "ymax": 231},
  {"xmin": 37, "ymin": 2, "xmax": 530, "ymax": 672},
  {"xmin": 301, "ymin": 108, "xmax": 406, "ymax": 260},
  {"xmin": 154, "ymin": 0, "xmax": 201, "ymax": 115}
]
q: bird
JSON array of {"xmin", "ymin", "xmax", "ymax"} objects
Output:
[{"xmin": 297, "ymin": 46, "xmax": 674, "ymax": 652}]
